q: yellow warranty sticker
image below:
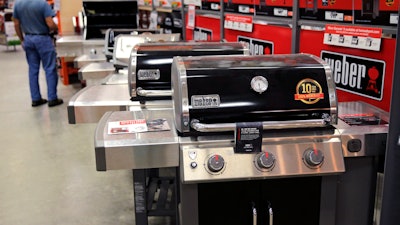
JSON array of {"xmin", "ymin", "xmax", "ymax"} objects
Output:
[{"xmin": 294, "ymin": 78, "xmax": 324, "ymax": 104}]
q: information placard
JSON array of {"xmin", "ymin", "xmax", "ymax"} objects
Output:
[
  {"xmin": 108, "ymin": 119, "xmax": 170, "ymax": 134},
  {"xmin": 323, "ymin": 24, "xmax": 382, "ymax": 51},
  {"xmin": 224, "ymin": 14, "xmax": 253, "ymax": 32}
]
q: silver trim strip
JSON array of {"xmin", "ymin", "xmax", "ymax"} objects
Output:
[
  {"xmin": 307, "ymin": 53, "xmax": 338, "ymax": 125},
  {"xmin": 190, "ymin": 119, "xmax": 329, "ymax": 132},
  {"xmin": 172, "ymin": 56, "xmax": 191, "ymax": 133},
  {"xmin": 136, "ymin": 87, "xmax": 172, "ymax": 97},
  {"xmin": 128, "ymin": 48, "xmax": 139, "ymax": 97}
]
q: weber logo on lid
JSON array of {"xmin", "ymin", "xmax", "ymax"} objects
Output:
[
  {"xmin": 138, "ymin": 69, "xmax": 161, "ymax": 80},
  {"xmin": 191, "ymin": 95, "xmax": 220, "ymax": 109},
  {"xmin": 321, "ymin": 51, "xmax": 386, "ymax": 100}
]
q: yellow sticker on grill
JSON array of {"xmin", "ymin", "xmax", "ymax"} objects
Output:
[{"xmin": 295, "ymin": 79, "xmax": 324, "ymax": 104}]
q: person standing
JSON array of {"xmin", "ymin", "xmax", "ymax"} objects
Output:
[{"xmin": 13, "ymin": 0, "xmax": 63, "ymax": 107}]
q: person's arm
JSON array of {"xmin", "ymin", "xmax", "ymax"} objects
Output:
[
  {"xmin": 45, "ymin": 16, "xmax": 58, "ymax": 33},
  {"xmin": 13, "ymin": 18, "xmax": 24, "ymax": 44}
]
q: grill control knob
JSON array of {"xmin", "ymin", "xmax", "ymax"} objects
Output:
[
  {"xmin": 303, "ymin": 148, "xmax": 324, "ymax": 168},
  {"xmin": 207, "ymin": 154, "xmax": 225, "ymax": 173},
  {"xmin": 255, "ymin": 152, "xmax": 275, "ymax": 171}
]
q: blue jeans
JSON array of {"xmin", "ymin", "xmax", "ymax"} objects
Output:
[{"xmin": 23, "ymin": 35, "xmax": 58, "ymax": 101}]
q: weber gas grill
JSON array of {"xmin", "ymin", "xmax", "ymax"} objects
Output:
[
  {"xmin": 128, "ymin": 42, "xmax": 249, "ymax": 102},
  {"xmin": 94, "ymin": 53, "xmax": 389, "ymax": 225},
  {"xmin": 104, "ymin": 28, "xmax": 163, "ymax": 61},
  {"xmin": 113, "ymin": 34, "xmax": 181, "ymax": 70},
  {"xmin": 172, "ymin": 54, "xmax": 345, "ymax": 225}
]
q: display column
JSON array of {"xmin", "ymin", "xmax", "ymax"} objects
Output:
[
  {"xmin": 379, "ymin": 7, "xmax": 400, "ymax": 225},
  {"xmin": 291, "ymin": 0, "xmax": 299, "ymax": 53}
]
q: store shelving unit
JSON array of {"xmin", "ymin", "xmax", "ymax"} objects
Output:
[
  {"xmin": 0, "ymin": 9, "xmax": 20, "ymax": 50},
  {"xmin": 181, "ymin": 0, "xmax": 398, "ymax": 52},
  {"xmin": 137, "ymin": 3, "xmax": 184, "ymax": 38}
]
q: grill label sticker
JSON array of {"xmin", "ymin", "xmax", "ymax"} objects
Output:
[
  {"xmin": 191, "ymin": 95, "xmax": 220, "ymax": 108},
  {"xmin": 235, "ymin": 122, "xmax": 263, "ymax": 153},
  {"xmin": 321, "ymin": 51, "xmax": 386, "ymax": 100},
  {"xmin": 138, "ymin": 69, "xmax": 161, "ymax": 80},
  {"xmin": 295, "ymin": 79, "xmax": 324, "ymax": 104}
]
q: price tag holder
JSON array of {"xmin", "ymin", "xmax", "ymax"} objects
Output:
[
  {"xmin": 235, "ymin": 122, "xmax": 262, "ymax": 153},
  {"xmin": 224, "ymin": 14, "xmax": 253, "ymax": 33}
]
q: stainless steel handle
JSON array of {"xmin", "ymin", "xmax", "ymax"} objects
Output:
[
  {"xmin": 190, "ymin": 119, "xmax": 329, "ymax": 132},
  {"xmin": 136, "ymin": 87, "xmax": 172, "ymax": 97},
  {"xmin": 266, "ymin": 201, "xmax": 273, "ymax": 225},
  {"xmin": 268, "ymin": 206, "xmax": 273, "ymax": 225},
  {"xmin": 252, "ymin": 203, "xmax": 257, "ymax": 225}
]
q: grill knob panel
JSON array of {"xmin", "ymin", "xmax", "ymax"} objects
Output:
[
  {"xmin": 255, "ymin": 152, "xmax": 275, "ymax": 171},
  {"xmin": 207, "ymin": 154, "xmax": 225, "ymax": 173},
  {"xmin": 303, "ymin": 148, "xmax": 324, "ymax": 168}
]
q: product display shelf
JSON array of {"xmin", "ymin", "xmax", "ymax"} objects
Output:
[
  {"xmin": 183, "ymin": 0, "xmax": 398, "ymax": 44},
  {"xmin": 0, "ymin": 9, "xmax": 20, "ymax": 50}
]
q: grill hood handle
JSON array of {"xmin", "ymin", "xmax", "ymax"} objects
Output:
[
  {"xmin": 190, "ymin": 119, "xmax": 329, "ymax": 132},
  {"xmin": 136, "ymin": 87, "xmax": 172, "ymax": 97}
]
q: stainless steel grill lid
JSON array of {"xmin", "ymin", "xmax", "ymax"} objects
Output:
[
  {"xmin": 128, "ymin": 42, "xmax": 249, "ymax": 101},
  {"xmin": 171, "ymin": 54, "xmax": 337, "ymax": 133},
  {"xmin": 104, "ymin": 28, "xmax": 162, "ymax": 61},
  {"xmin": 113, "ymin": 33, "xmax": 181, "ymax": 70}
]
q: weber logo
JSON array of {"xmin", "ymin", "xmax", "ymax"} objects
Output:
[
  {"xmin": 191, "ymin": 95, "xmax": 220, "ymax": 109},
  {"xmin": 321, "ymin": 51, "xmax": 386, "ymax": 100},
  {"xmin": 238, "ymin": 36, "xmax": 273, "ymax": 55},
  {"xmin": 138, "ymin": 69, "xmax": 160, "ymax": 80},
  {"xmin": 194, "ymin": 28, "xmax": 212, "ymax": 41}
]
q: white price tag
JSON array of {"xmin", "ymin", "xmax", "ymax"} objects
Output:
[
  {"xmin": 325, "ymin": 11, "xmax": 344, "ymax": 21},
  {"xmin": 390, "ymin": 13, "xmax": 398, "ymax": 25},
  {"xmin": 238, "ymin": 5, "xmax": 250, "ymax": 13},
  {"xmin": 211, "ymin": 3, "xmax": 220, "ymax": 10},
  {"xmin": 273, "ymin": 8, "xmax": 288, "ymax": 17},
  {"xmin": 187, "ymin": 5, "xmax": 196, "ymax": 29}
]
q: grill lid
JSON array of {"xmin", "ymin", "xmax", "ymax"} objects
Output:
[
  {"xmin": 171, "ymin": 54, "xmax": 337, "ymax": 133},
  {"xmin": 104, "ymin": 28, "xmax": 162, "ymax": 60},
  {"xmin": 128, "ymin": 42, "xmax": 249, "ymax": 101},
  {"xmin": 113, "ymin": 33, "xmax": 181, "ymax": 69}
]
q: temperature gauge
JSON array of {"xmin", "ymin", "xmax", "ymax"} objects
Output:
[{"xmin": 251, "ymin": 76, "xmax": 268, "ymax": 94}]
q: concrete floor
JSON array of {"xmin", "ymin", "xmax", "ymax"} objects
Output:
[{"xmin": 0, "ymin": 46, "xmax": 171, "ymax": 225}]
